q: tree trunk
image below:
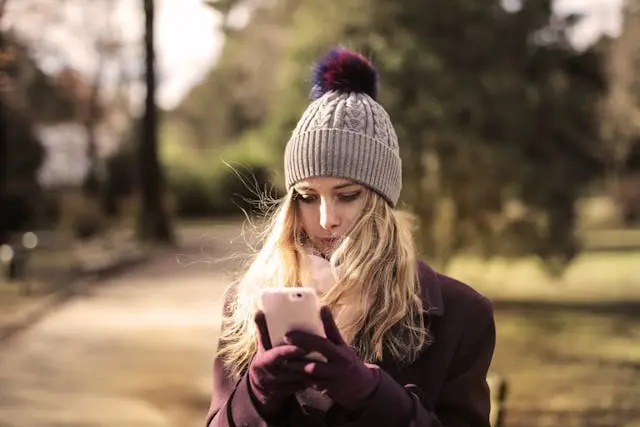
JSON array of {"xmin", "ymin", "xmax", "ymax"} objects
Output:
[
  {"xmin": 137, "ymin": 0, "xmax": 174, "ymax": 244},
  {"xmin": 0, "ymin": 0, "xmax": 9, "ymax": 244},
  {"xmin": 82, "ymin": 60, "xmax": 104, "ymax": 198}
]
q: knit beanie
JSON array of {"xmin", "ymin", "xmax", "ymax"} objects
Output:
[{"xmin": 284, "ymin": 47, "xmax": 402, "ymax": 207}]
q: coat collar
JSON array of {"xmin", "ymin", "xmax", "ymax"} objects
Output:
[{"xmin": 417, "ymin": 260, "xmax": 445, "ymax": 316}]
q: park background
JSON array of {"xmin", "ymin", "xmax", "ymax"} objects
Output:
[{"xmin": 1, "ymin": 0, "xmax": 640, "ymax": 426}]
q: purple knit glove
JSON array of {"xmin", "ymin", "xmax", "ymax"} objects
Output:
[
  {"xmin": 284, "ymin": 306, "xmax": 380, "ymax": 410},
  {"xmin": 248, "ymin": 311, "xmax": 311, "ymax": 417}
]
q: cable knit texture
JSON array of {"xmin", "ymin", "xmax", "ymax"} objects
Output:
[{"xmin": 284, "ymin": 90, "xmax": 402, "ymax": 206}]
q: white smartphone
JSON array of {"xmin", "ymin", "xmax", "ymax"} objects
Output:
[{"xmin": 259, "ymin": 287, "xmax": 326, "ymax": 361}]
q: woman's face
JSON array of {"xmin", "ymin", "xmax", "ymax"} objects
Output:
[{"xmin": 293, "ymin": 177, "xmax": 367, "ymax": 256}]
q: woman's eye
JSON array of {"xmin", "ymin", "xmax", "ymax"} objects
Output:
[
  {"xmin": 297, "ymin": 194, "xmax": 317, "ymax": 203},
  {"xmin": 338, "ymin": 192, "xmax": 361, "ymax": 202}
]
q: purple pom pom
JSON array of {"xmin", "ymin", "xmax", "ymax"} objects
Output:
[{"xmin": 310, "ymin": 47, "xmax": 378, "ymax": 101}]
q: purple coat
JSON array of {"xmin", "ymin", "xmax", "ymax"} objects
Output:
[{"xmin": 206, "ymin": 261, "xmax": 496, "ymax": 426}]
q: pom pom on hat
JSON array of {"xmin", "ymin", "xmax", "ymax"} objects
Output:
[
  {"xmin": 286, "ymin": 46, "xmax": 402, "ymax": 206},
  {"xmin": 310, "ymin": 47, "xmax": 378, "ymax": 101}
]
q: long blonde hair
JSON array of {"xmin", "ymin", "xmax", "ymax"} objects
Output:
[{"xmin": 217, "ymin": 188, "xmax": 429, "ymax": 379}]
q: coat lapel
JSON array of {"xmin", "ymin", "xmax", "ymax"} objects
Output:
[{"xmin": 417, "ymin": 260, "xmax": 445, "ymax": 317}]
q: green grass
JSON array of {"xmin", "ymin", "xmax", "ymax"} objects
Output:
[
  {"xmin": 177, "ymin": 217, "xmax": 246, "ymax": 228},
  {"xmin": 492, "ymin": 307, "xmax": 640, "ymax": 410},
  {"xmin": 580, "ymin": 228, "xmax": 640, "ymax": 250},
  {"xmin": 28, "ymin": 249, "xmax": 77, "ymax": 270},
  {"xmin": 446, "ymin": 251, "xmax": 640, "ymax": 302}
]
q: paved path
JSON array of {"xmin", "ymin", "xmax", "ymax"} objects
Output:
[{"xmin": 0, "ymin": 224, "xmax": 249, "ymax": 427}]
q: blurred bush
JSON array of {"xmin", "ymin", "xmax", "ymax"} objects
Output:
[
  {"xmin": 103, "ymin": 142, "xmax": 137, "ymax": 218},
  {"xmin": 162, "ymin": 128, "xmax": 281, "ymax": 217},
  {"xmin": 0, "ymin": 101, "xmax": 45, "ymax": 241},
  {"xmin": 1, "ymin": 31, "xmax": 90, "ymax": 242},
  {"xmin": 55, "ymin": 192, "xmax": 107, "ymax": 239},
  {"xmin": 103, "ymin": 123, "xmax": 281, "ymax": 220}
]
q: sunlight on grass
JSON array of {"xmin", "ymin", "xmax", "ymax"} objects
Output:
[
  {"xmin": 177, "ymin": 217, "xmax": 245, "ymax": 228},
  {"xmin": 446, "ymin": 251, "xmax": 640, "ymax": 302},
  {"xmin": 582, "ymin": 229, "xmax": 640, "ymax": 250},
  {"xmin": 493, "ymin": 308, "xmax": 640, "ymax": 409},
  {"xmin": 28, "ymin": 250, "xmax": 76, "ymax": 270}
]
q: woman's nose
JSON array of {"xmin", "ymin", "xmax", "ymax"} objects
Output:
[{"xmin": 319, "ymin": 199, "xmax": 339, "ymax": 231}]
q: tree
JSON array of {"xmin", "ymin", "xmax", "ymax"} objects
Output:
[
  {"xmin": 0, "ymin": 29, "xmax": 78, "ymax": 242},
  {"xmin": 136, "ymin": 0, "xmax": 174, "ymax": 244},
  {"xmin": 262, "ymin": 0, "xmax": 606, "ymax": 274},
  {"xmin": 4, "ymin": 0, "xmax": 134, "ymax": 200},
  {"xmin": 0, "ymin": 100, "xmax": 45, "ymax": 237},
  {"xmin": 601, "ymin": 0, "xmax": 640, "ymax": 169},
  {"xmin": 203, "ymin": 0, "xmax": 242, "ymax": 34},
  {"xmin": 0, "ymin": 1, "xmax": 8, "ymax": 243},
  {"xmin": 168, "ymin": 0, "xmax": 301, "ymax": 154},
  {"xmin": 601, "ymin": 0, "xmax": 640, "ymax": 224}
]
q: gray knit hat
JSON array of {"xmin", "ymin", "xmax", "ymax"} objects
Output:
[{"xmin": 284, "ymin": 48, "xmax": 402, "ymax": 206}]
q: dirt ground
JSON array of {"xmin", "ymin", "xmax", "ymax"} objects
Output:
[{"xmin": 0, "ymin": 224, "xmax": 248, "ymax": 427}]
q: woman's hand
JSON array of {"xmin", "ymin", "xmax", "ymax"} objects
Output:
[
  {"xmin": 248, "ymin": 311, "xmax": 311, "ymax": 417},
  {"xmin": 284, "ymin": 306, "xmax": 380, "ymax": 410}
]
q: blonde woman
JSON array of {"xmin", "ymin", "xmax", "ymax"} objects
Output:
[{"xmin": 206, "ymin": 47, "xmax": 496, "ymax": 427}]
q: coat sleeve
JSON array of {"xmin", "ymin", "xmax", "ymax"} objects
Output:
[
  {"xmin": 206, "ymin": 362, "xmax": 278, "ymax": 427},
  {"xmin": 205, "ymin": 284, "xmax": 278, "ymax": 427},
  {"xmin": 336, "ymin": 295, "xmax": 496, "ymax": 427}
]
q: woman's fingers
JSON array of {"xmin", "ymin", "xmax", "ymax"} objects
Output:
[
  {"xmin": 267, "ymin": 367, "xmax": 315, "ymax": 384},
  {"xmin": 320, "ymin": 306, "xmax": 346, "ymax": 346},
  {"xmin": 264, "ymin": 344, "xmax": 307, "ymax": 362},
  {"xmin": 284, "ymin": 331, "xmax": 341, "ymax": 361},
  {"xmin": 254, "ymin": 311, "xmax": 272, "ymax": 350},
  {"xmin": 284, "ymin": 359, "xmax": 335, "ymax": 380}
]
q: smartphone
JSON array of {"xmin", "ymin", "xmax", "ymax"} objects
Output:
[{"xmin": 259, "ymin": 287, "xmax": 326, "ymax": 361}]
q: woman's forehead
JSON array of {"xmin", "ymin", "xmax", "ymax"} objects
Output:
[{"xmin": 294, "ymin": 177, "xmax": 360, "ymax": 191}]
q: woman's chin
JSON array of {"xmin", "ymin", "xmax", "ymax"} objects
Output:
[
  {"xmin": 311, "ymin": 245, "xmax": 332, "ymax": 259},
  {"xmin": 315, "ymin": 237, "xmax": 348, "ymax": 258}
]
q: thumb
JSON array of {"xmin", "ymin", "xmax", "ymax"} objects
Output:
[
  {"xmin": 254, "ymin": 311, "xmax": 272, "ymax": 350},
  {"xmin": 320, "ymin": 306, "xmax": 345, "ymax": 346}
]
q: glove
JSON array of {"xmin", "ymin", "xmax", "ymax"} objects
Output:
[
  {"xmin": 248, "ymin": 311, "xmax": 311, "ymax": 417},
  {"xmin": 284, "ymin": 306, "xmax": 380, "ymax": 410}
]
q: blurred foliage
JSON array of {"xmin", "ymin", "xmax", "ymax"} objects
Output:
[
  {"xmin": 1, "ymin": 31, "xmax": 77, "ymax": 124},
  {"xmin": 601, "ymin": 0, "xmax": 640, "ymax": 167},
  {"xmin": 104, "ymin": 119, "xmax": 279, "ymax": 218},
  {"xmin": 160, "ymin": 126, "xmax": 279, "ymax": 217},
  {"xmin": 168, "ymin": 0, "xmax": 299, "ymax": 152},
  {"xmin": 1, "ymin": 101, "xmax": 44, "ymax": 196},
  {"xmin": 0, "ymin": 30, "xmax": 79, "ymax": 241},
  {"xmin": 254, "ymin": 0, "xmax": 608, "ymax": 274},
  {"xmin": 601, "ymin": 0, "xmax": 640, "ymax": 225},
  {"xmin": 175, "ymin": 0, "xmax": 630, "ymax": 274},
  {"xmin": 103, "ymin": 137, "xmax": 137, "ymax": 218},
  {"xmin": 59, "ymin": 192, "xmax": 109, "ymax": 240}
]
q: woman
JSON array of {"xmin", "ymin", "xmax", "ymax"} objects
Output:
[{"xmin": 206, "ymin": 47, "xmax": 496, "ymax": 427}]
